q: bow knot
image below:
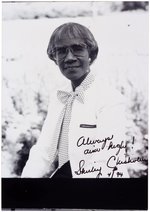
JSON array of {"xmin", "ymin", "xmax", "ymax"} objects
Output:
[
  {"xmin": 57, "ymin": 72, "xmax": 94, "ymax": 105},
  {"xmin": 57, "ymin": 89, "xmax": 84, "ymax": 104}
]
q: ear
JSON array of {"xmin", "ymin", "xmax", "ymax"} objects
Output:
[
  {"xmin": 89, "ymin": 58, "xmax": 91, "ymax": 65},
  {"xmin": 54, "ymin": 59, "xmax": 58, "ymax": 65}
]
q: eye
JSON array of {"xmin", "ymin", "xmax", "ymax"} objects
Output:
[
  {"xmin": 56, "ymin": 47, "xmax": 66, "ymax": 55},
  {"xmin": 72, "ymin": 45, "xmax": 85, "ymax": 52}
]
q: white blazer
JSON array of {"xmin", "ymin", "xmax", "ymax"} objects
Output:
[{"xmin": 22, "ymin": 73, "xmax": 129, "ymax": 178}]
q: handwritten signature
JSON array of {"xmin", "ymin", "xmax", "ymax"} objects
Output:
[
  {"xmin": 74, "ymin": 155, "xmax": 148, "ymax": 178},
  {"xmin": 75, "ymin": 135, "xmax": 147, "ymax": 178},
  {"xmin": 83, "ymin": 139, "xmax": 127, "ymax": 155},
  {"xmin": 74, "ymin": 160, "xmax": 102, "ymax": 178},
  {"xmin": 78, "ymin": 136, "xmax": 135, "ymax": 156},
  {"xmin": 107, "ymin": 155, "xmax": 148, "ymax": 168},
  {"xmin": 77, "ymin": 134, "xmax": 114, "ymax": 149}
]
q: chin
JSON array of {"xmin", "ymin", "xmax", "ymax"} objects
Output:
[
  {"xmin": 63, "ymin": 72, "xmax": 79, "ymax": 80},
  {"xmin": 66, "ymin": 76, "xmax": 79, "ymax": 81}
]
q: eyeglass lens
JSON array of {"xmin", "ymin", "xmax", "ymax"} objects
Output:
[{"xmin": 54, "ymin": 44, "xmax": 87, "ymax": 59}]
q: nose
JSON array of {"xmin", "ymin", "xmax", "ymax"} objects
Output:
[{"xmin": 64, "ymin": 49, "xmax": 77, "ymax": 63}]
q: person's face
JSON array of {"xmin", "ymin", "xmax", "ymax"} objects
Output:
[{"xmin": 54, "ymin": 37, "xmax": 90, "ymax": 81}]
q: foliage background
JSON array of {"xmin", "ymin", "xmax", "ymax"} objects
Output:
[{"xmin": 2, "ymin": 1, "xmax": 148, "ymax": 177}]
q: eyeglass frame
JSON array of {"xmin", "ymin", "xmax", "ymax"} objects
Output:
[{"xmin": 52, "ymin": 43, "xmax": 88, "ymax": 60}]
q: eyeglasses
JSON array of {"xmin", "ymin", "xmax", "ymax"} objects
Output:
[{"xmin": 53, "ymin": 44, "xmax": 87, "ymax": 60}]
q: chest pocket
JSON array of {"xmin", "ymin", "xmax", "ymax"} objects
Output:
[{"xmin": 80, "ymin": 124, "xmax": 97, "ymax": 129}]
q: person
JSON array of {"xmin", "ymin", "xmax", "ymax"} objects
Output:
[{"xmin": 21, "ymin": 22, "xmax": 129, "ymax": 178}]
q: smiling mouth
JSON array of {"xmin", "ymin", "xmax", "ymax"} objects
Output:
[{"xmin": 65, "ymin": 66, "xmax": 80, "ymax": 69}]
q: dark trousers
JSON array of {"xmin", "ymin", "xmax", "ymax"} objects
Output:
[{"xmin": 52, "ymin": 161, "xmax": 72, "ymax": 178}]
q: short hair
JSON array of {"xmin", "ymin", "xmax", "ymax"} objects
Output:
[{"xmin": 47, "ymin": 22, "xmax": 99, "ymax": 65}]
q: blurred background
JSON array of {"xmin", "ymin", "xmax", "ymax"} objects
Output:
[{"xmin": 2, "ymin": 1, "xmax": 148, "ymax": 177}]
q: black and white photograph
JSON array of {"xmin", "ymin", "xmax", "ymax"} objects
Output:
[{"xmin": 2, "ymin": 1, "xmax": 148, "ymax": 210}]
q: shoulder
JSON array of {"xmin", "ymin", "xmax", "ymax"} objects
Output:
[{"xmin": 91, "ymin": 74, "xmax": 125, "ymax": 108}]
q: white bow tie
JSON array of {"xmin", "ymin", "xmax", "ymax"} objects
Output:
[
  {"xmin": 57, "ymin": 72, "xmax": 94, "ymax": 105},
  {"xmin": 57, "ymin": 89, "xmax": 84, "ymax": 104}
]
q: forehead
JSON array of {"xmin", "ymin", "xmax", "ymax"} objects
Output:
[{"xmin": 54, "ymin": 37, "xmax": 85, "ymax": 48}]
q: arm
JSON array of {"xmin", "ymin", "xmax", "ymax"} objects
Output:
[
  {"xmin": 21, "ymin": 98, "xmax": 57, "ymax": 178},
  {"xmin": 21, "ymin": 143, "xmax": 56, "ymax": 178}
]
